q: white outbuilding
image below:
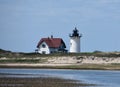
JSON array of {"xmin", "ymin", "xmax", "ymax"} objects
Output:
[{"xmin": 69, "ymin": 28, "xmax": 82, "ymax": 53}]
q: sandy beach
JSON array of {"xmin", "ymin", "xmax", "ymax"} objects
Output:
[{"xmin": 0, "ymin": 56, "xmax": 120, "ymax": 70}]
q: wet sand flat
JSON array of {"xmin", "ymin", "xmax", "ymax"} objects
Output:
[{"xmin": 0, "ymin": 75, "xmax": 95, "ymax": 87}]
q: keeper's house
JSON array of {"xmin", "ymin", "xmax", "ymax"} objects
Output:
[{"xmin": 36, "ymin": 36, "xmax": 67, "ymax": 54}]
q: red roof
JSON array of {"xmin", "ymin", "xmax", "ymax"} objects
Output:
[{"xmin": 37, "ymin": 38, "xmax": 66, "ymax": 48}]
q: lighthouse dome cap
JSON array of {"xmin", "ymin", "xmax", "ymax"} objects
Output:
[{"xmin": 72, "ymin": 27, "xmax": 79, "ymax": 37}]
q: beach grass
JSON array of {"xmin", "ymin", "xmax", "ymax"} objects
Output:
[
  {"xmin": 1, "ymin": 48, "xmax": 120, "ymax": 58},
  {"xmin": 0, "ymin": 48, "xmax": 120, "ymax": 70}
]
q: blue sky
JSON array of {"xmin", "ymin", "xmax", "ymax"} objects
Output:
[{"xmin": 0, "ymin": 0, "xmax": 120, "ymax": 52}]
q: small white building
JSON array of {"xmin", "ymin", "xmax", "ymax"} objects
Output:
[
  {"xmin": 37, "ymin": 36, "xmax": 67, "ymax": 54},
  {"xmin": 69, "ymin": 28, "xmax": 82, "ymax": 53}
]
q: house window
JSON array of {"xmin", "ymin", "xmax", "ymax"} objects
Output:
[
  {"xmin": 42, "ymin": 51, "xmax": 46, "ymax": 54},
  {"xmin": 42, "ymin": 44, "xmax": 46, "ymax": 48}
]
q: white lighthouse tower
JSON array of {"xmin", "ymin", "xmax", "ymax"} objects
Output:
[{"xmin": 69, "ymin": 27, "xmax": 82, "ymax": 53}]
